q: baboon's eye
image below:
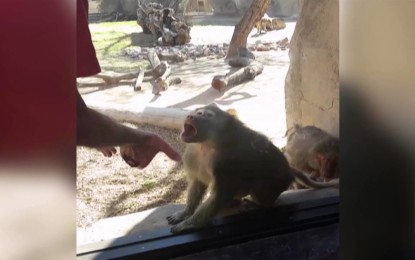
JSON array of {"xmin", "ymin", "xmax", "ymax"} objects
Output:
[
  {"xmin": 196, "ymin": 110, "xmax": 203, "ymax": 116},
  {"xmin": 206, "ymin": 111, "xmax": 215, "ymax": 118}
]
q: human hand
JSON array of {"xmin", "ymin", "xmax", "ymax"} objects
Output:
[
  {"xmin": 98, "ymin": 147, "xmax": 117, "ymax": 157},
  {"xmin": 120, "ymin": 133, "xmax": 181, "ymax": 169}
]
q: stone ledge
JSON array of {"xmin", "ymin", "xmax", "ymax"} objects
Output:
[{"xmin": 77, "ymin": 188, "xmax": 338, "ymax": 246}]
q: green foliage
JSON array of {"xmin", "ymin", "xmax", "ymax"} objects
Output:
[{"xmin": 89, "ymin": 21, "xmax": 149, "ymax": 73}]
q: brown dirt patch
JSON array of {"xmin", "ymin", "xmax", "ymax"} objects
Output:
[{"xmin": 76, "ymin": 123, "xmax": 187, "ymax": 228}]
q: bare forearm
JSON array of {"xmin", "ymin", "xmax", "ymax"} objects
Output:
[
  {"xmin": 77, "ymin": 107, "xmax": 149, "ymax": 148},
  {"xmin": 76, "ymin": 91, "xmax": 181, "ymax": 165}
]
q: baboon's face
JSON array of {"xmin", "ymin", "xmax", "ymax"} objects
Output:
[
  {"xmin": 314, "ymin": 138, "xmax": 339, "ymax": 180},
  {"xmin": 319, "ymin": 154, "xmax": 339, "ymax": 181},
  {"xmin": 181, "ymin": 104, "xmax": 230, "ymax": 143}
]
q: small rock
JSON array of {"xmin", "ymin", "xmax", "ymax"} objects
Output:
[
  {"xmin": 196, "ymin": 45, "xmax": 204, "ymax": 52},
  {"xmin": 203, "ymin": 47, "xmax": 211, "ymax": 56},
  {"xmin": 269, "ymin": 43, "xmax": 278, "ymax": 50},
  {"xmin": 255, "ymin": 44, "xmax": 271, "ymax": 51},
  {"xmin": 277, "ymin": 37, "xmax": 290, "ymax": 48},
  {"xmin": 217, "ymin": 50, "xmax": 225, "ymax": 57}
]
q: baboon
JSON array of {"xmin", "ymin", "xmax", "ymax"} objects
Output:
[
  {"xmin": 271, "ymin": 17, "xmax": 286, "ymax": 30},
  {"xmin": 285, "ymin": 125, "xmax": 339, "ymax": 189},
  {"xmin": 254, "ymin": 15, "xmax": 286, "ymax": 34},
  {"xmin": 162, "ymin": 8, "xmax": 175, "ymax": 31},
  {"xmin": 167, "ymin": 104, "xmax": 339, "ymax": 233},
  {"xmin": 255, "ymin": 14, "xmax": 273, "ymax": 34}
]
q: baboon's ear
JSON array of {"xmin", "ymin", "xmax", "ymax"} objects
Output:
[{"xmin": 226, "ymin": 108, "xmax": 238, "ymax": 118}]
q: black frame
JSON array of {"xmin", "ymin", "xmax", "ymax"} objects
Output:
[{"xmin": 77, "ymin": 195, "xmax": 339, "ymax": 260}]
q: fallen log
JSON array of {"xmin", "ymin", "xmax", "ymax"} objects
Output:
[
  {"xmin": 87, "ymin": 53, "xmax": 173, "ymax": 91},
  {"xmin": 147, "ymin": 50, "xmax": 173, "ymax": 94},
  {"xmin": 158, "ymin": 52, "xmax": 185, "ymax": 63},
  {"xmin": 152, "ymin": 62, "xmax": 171, "ymax": 94},
  {"xmin": 93, "ymin": 71, "xmax": 139, "ymax": 85},
  {"xmin": 151, "ymin": 79, "xmax": 161, "ymax": 95},
  {"xmin": 90, "ymin": 67, "xmax": 160, "ymax": 84},
  {"xmin": 90, "ymin": 50, "xmax": 179, "ymax": 92},
  {"xmin": 212, "ymin": 61, "xmax": 264, "ymax": 91},
  {"xmin": 134, "ymin": 68, "xmax": 145, "ymax": 91},
  {"xmin": 147, "ymin": 50, "xmax": 161, "ymax": 68},
  {"xmin": 155, "ymin": 76, "xmax": 181, "ymax": 91}
]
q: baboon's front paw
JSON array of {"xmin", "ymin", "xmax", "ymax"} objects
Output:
[
  {"xmin": 170, "ymin": 221, "xmax": 196, "ymax": 234},
  {"xmin": 166, "ymin": 211, "xmax": 187, "ymax": 225},
  {"xmin": 238, "ymin": 198, "xmax": 260, "ymax": 213}
]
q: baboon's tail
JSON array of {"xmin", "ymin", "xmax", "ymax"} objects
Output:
[{"xmin": 291, "ymin": 168, "xmax": 339, "ymax": 189}]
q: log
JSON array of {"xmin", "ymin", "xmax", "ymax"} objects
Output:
[
  {"xmin": 155, "ymin": 76, "xmax": 181, "ymax": 91},
  {"xmin": 88, "ymin": 59, "xmax": 174, "ymax": 92},
  {"xmin": 90, "ymin": 68, "xmax": 164, "ymax": 85},
  {"xmin": 134, "ymin": 68, "xmax": 145, "ymax": 91},
  {"xmin": 147, "ymin": 50, "xmax": 172, "ymax": 95},
  {"xmin": 147, "ymin": 51, "xmax": 161, "ymax": 68},
  {"xmin": 93, "ymin": 71, "xmax": 139, "ymax": 85},
  {"xmin": 211, "ymin": 61, "xmax": 264, "ymax": 91},
  {"xmin": 158, "ymin": 52, "xmax": 185, "ymax": 63},
  {"xmin": 144, "ymin": 63, "xmax": 172, "ymax": 78},
  {"xmin": 153, "ymin": 62, "xmax": 171, "ymax": 93},
  {"xmin": 151, "ymin": 79, "xmax": 161, "ymax": 95},
  {"xmin": 156, "ymin": 63, "xmax": 171, "ymax": 81}
]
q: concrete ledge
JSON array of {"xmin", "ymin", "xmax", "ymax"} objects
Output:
[{"xmin": 77, "ymin": 188, "xmax": 338, "ymax": 246}]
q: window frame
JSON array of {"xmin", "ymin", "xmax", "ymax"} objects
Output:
[{"xmin": 77, "ymin": 195, "xmax": 339, "ymax": 260}]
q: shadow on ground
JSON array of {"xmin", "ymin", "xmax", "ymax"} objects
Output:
[
  {"xmin": 104, "ymin": 163, "xmax": 186, "ymax": 218},
  {"xmin": 131, "ymin": 32, "xmax": 156, "ymax": 47},
  {"xmin": 189, "ymin": 15, "xmax": 241, "ymax": 26}
]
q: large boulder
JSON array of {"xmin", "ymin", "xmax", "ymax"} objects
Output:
[{"xmin": 284, "ymin": 0, "xmax": 339, "ymax": 136}]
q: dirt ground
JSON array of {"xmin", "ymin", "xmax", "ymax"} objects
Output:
[
  {"xmin": 77, "ymin": 123, "xmax": 187, "ymax": 227},
  {"xmin": 77, "ymin": 18, "xmax": 296, "ymax": 228}
]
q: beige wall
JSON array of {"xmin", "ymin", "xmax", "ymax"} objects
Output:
[
  {"xmin": 285, "ymin": 0, "xmax": 339, "ymax": 137},
  {"xmin": 211, "ymin": 0, "xmax": 302, "ymax": 17}
]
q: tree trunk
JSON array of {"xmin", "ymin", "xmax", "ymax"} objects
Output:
[
  {"xmin": 136, "ymin": 1, "xmax": 191, "ymax": 46},
  {"xmin": 226, "ymin": 0, "xmax": 271, "ymax": 59}
]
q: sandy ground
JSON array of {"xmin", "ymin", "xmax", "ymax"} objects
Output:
[
  {"xmin": 77, "ymin": 123, "xmax": 187, "ymax": 227},
  {"xmin": 77, "ymin": 20, "xmax": 296, "ymax": 228}
]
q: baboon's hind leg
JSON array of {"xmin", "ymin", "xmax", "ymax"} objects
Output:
[{"xmin": 250, "ymin": 181, "xmax": 288, "ymax": 208}]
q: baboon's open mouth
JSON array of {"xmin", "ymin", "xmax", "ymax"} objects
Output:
[{"xmin": 181, "ymin": 122, "xmax": 197, "ymax": 139}]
